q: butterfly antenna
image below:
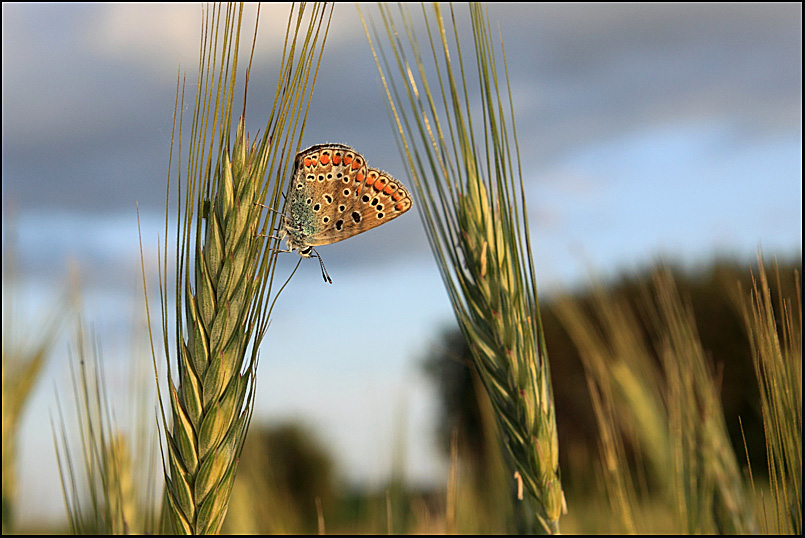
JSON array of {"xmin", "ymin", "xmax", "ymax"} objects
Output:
[{"xmin": 311, "ymin": 247, "xmax": 333, "ymax": 284}]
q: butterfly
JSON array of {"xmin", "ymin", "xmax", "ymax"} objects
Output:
[{"xmin": 278, "ymin": 143, "xmax": 413, "ymax": 283}]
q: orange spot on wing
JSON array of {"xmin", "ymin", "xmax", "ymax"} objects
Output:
[
  {"xmin": 320, "ymin": 153, "xmax": 330, "ymax": 165},
  {"xmin": 333, "ymin": 154, "xmax": 341, "ymax": 165},
  {"xmin": 365, "ymin": 173, "xmax": 376, "ymax": 186},
  {"xmin": 374, "ymin": 178, "xmax": 386, "ymax": 191},
  {"xmin": 304, "ymin": 157, "xmax": 312, "ymax": 167},
  {"xmin": 384, "ymin": 184, "xmax": 394, "ymax": 195},
  {"xmin": 344, "ymin": 155, "xmax": 353, "ymax": 165},
  {"xmin": 356, "ymin": 172, "xmax": 364, "ymax": 183},
  {"xmin": 352, "ymin": 159, "xmax": 362, "ymax": 170},
  {"xmin": 393, "ymin": 192, "xmax": 403, "ymax": 201},
  {"xmin": 396, "ymin": 203, "xmax": 405, "ymax": 211}
]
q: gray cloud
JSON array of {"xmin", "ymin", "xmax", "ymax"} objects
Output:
[{"xmin": 3, "ymin": 3, "xmax": 800, "ymax": 215}]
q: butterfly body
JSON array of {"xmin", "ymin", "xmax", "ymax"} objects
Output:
[{"xmin": 280, "ymin": 143, "xmax": 413, "ymax": 259}]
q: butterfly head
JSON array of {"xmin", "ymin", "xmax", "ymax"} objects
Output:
[{"xmin": 277, "ymin": 222, "xmax": 314, "ymax": 257}]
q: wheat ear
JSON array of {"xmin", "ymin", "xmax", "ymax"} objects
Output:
[
  {"xmin": 152, "ymin": 4, "xmax": 332, "ymax": 533},
  {"xmin": 361, "ymin": 3, "xmax": 564, "ymax": 532}
]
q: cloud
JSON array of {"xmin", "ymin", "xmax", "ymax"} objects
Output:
[
  {"xmin": 86, "ymin": 4, "xmax": 202, "ymax": 78},
  {"xmin": 2, "ymin": 3, "xmax": 800, "ymax": 226}
]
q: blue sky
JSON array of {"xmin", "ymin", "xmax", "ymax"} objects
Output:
[{"xmin": 2, "ymin": 3, "xmax": 801, "ymax": 525}]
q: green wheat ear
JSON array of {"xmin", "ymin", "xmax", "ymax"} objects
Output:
[
  {"xmin": 362, "ymin": 3, "xmax": 564, "ymax": 533},
  {"xmin": 163, "ymin": 126, "xmax": 264, "ymax": 535},
  {"xmin": 145, "ymin": 4, "xmax": 332, "ymax": 534}
]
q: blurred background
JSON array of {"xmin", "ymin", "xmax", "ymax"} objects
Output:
[{"xmin": 2, "ymin": 3, "xmax": 801, "ymax": 532}]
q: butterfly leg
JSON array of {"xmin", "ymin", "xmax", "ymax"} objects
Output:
[{"xmin": 253, "ymin": 202, "xmax": 284, "ymax": 216}]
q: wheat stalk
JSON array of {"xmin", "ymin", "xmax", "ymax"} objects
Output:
[
  {"xmin": 558, "ymin": 268, "xmax": 759, "ymax": 533},
  {"xmin": 53, "ymin": 315, "xmax": 161, "ymax": 534},
  {"xmin": 148, "ymin": 3, "xmax": 332, "ymax": 533},
  {"xmin": 650, "ymin": 270, "xmax": 757, "ymax": 534},
  {"xmin": 555, "ymin": 288, "xmax": 668, "ymax": 533},
  {"xmin": 2, "ymin": 241, "xmax": 67, "ymax": 533},
  {"xmin": 361, "ymin": 3, "xmax": 564, "ymax": 533},
  {"xmin": 740, "ymin": 257, "xmax": 802, "ymax": 534}
]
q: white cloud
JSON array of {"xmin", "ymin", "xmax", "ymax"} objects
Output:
[
  {"xmin": 86, "ymin": 4, "xmax": 203, "ymax": 78},
  {"xmin": 84, "ymin": 3, "xmax": 360, "ymax": 81}
]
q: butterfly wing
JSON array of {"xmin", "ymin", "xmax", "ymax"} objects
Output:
[{"xmin": 285, "ymin": 144, "xmax": 413, "ymax": 248}]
